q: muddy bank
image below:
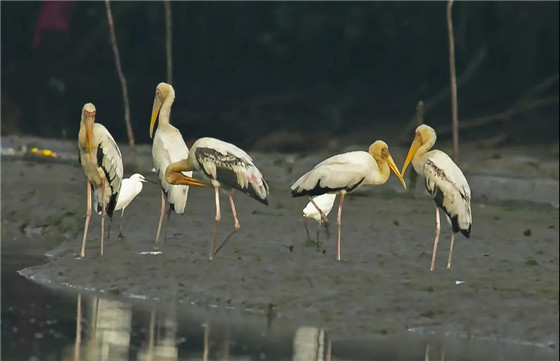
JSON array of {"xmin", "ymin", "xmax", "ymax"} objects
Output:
[{"xmin": 2, "ymin": 136, "xmax": 559, "ymax": 352}]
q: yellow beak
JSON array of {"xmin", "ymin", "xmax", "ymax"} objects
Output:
[
  {"xmin": 173, "ymin": 174, "xmax": 208, "ymax": 187},
  {"xmin": 401, "ymin": 138, "xmax": 421, "ymax": 176},
  {"xmin": 85, "ymin": 116, "xmax": 94, "ymax": 151},
  {"xmin": 150, "ymin": 96, "xmax": 163, "ymax": 139},
  {"xmin": 386, "ymin": 153, "xmax": 407, "ymax": 189}
]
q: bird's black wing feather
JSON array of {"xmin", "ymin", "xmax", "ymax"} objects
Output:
[{"xmin": 195, "ymin": 147, "xmax": 269, "ymax": 205}]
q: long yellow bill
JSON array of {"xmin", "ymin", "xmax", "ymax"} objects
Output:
[
  {"xmin": 386, "ymin": 153, "xmax": 407, "ymax": 189},
  {"xmin": 401, "ymin": 138, "xmax": 421, "ymax": 176},
  {"xmin": 85, "ymin": 115, "xmax": 94, "ymax": 151},
  {"xmin": 172, "ymin": 174, "xmax": 208, "ymax": 187},
  {"xmin": 149, "ymin": 96, "xmax": 163, "ymax": 139}
]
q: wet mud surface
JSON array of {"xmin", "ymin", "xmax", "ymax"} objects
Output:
[{"xmin": 2, "ymin": 136, "xmax": 559, "ymax": 354}]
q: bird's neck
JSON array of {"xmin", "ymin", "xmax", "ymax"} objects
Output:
[
  {"xmin": 412, "ymin": 140, "xmax": 435, "ymax": 174},
  {"xmin": 158, "ymin": 97, "xmax": 174, "ymax": 126},
  {"xmin": 370, "ymin": 158, "xmax": 390, "ymax": 185}
]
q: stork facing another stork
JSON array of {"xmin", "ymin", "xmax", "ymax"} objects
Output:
[
  {"xmin": 78, "ymin": 103, "xmax": 123, "ymax": 258},
  {"xmin": 401, "ymin": 124, "xmax": 472, "ymax": 271},
  {"xmin": 291, "ymin": 141, "xmax": 407, "ymax": 261}
]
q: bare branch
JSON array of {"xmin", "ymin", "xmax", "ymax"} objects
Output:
[
  {"xmin": 437, "ymin": 95, "xmax": 559, "ymax": 135},
  {"xmin": 397, "ymin": 45, "xmax": 486, "ymax": 143},
  {"xmin": 447, "ymin": 0, "xmax": 459, "ymax": 161},
  {"xmin": 105, "ymin": 0, "xmax": 135, "ymax": 152},
  {"xmin": 164, "ymin": 0, "xmax": 173, "ymax": 84}
]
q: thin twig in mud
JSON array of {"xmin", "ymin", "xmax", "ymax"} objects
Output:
[
  {"xmin": 105, "ymin": 0, "xmax": 135, "ymax": 153},
  {"xmin": 447, "ymin": 0, "xmax": 459, "ymax": 162},
  {"xmin": 164, "ymin": 0, "xmax": 173, "ymax": 84}
]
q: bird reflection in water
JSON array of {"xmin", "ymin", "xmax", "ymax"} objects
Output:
[{"xmin": 67, "ymin": 293, "xmax": 455, "ymax": 361}]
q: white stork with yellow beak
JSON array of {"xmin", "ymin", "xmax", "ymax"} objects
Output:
[
  {"xmin": 291, "ymin": 141, "xmax": 407, "ymax": 261},
  {"xmin": 401, "ymin": 124, "xmax": 472, "ymax": 271},
  {"xmin": 150, "ymin": 82, "xmax": 206, "ymax": 250},
  {"xmin": 165, "ymin": 137, "xmax": 270, "ymax": 260},
  {"xmin": 78, "ymin": 103, "xmax": 123, "ymax": 257}
]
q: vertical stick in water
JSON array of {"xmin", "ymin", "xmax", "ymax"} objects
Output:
[{"xmin": 447, "ymin": 0, "xmax": 459, "ymax": 162}]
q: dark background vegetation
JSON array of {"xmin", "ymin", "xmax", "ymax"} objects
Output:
[{"xmin": 1, "ymin": 1, "xmax": 558, "ymax": 150}]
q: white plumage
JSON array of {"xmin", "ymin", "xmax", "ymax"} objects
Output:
[
  {"xmin": 303, "ymin": 193, "xmax": 336, "ymax": 224},
  {"xmin": 115, "ymin": 173, "xmax": 147, "ymax": 212},
  {"xmin": 401, "ymin": 124, "xmax": 472, "ymax": 271},
  {"xmin": 113, "ymin": 173, "xmax": 148, "ymax": 238},
  {"xmin": 78, "ymin": 103, "xmax": 123, "ymax": 257},
  {"xmin": 186, "ymin": 137, "xmax": 269, "ymax": 203},
  {"xmin": 150, "ymin": 82, "xmax": 192, "ymax": 249},
  {"xmin": 291, "ymin": 141, "xmax": 407, "ymax": 261},
  {"xmin": 165, "ymin": 136, "xmax": 270, "ymax": 260}
]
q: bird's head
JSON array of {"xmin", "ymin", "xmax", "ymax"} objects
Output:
[
  {"xmin": 132, "ymin": 173, "xmax": 158, "ymax": 185},
  {"xmin": 369, "ymin": 140, "xmax": 406, "ymax": 189},
  {"xmin": 401, "ymin": 124, "xmax": 437, "ymax": 176},
  {"xmin": 81, "ymin": 103, "xmax": 96, "ymax": 151},
  {"xmin": 150, "ymin": 82, "xmax": 175, "ymax": 138}
]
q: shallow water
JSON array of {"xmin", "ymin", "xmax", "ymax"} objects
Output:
[{"xmin": 2, "ymin": 252, "xmax": 557, "ymax": 361}]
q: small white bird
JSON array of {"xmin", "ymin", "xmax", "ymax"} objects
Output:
[
  {"xmin": 302, "ymin": 193, "xmax": 337, "ymax": 247},
  {"xmin": 113, "ymin": 173, "xmax": 148, "ymax": 238},
  {"xmin": 303, "ymin": 193, "xmax": 337, "ymax": 224},
  {"xmin": 401, "ymin": 124, "xmax": 472, "ymax": 271}
]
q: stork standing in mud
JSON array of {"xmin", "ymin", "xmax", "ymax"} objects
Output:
[
  {"xmin": 78, "ymin": 103, "xmax": 123, "ymax": 257},
  {"xmin": 401, "ymin": 124, "xmax": 472, "ymax": 271},
  {"xmin": 291, "ymin": 141, "xmax": 407, "ymax": 261},
  {"xmin": 165, "ymin": 137, "xmax": 270, "ymax": 260},
  {"xmin": 150, "ymin": 82, "xmax": 206, "ymax": 250}
]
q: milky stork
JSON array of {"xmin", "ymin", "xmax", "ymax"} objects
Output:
[
  {"xmin": 291, "ymin": 141, "xmax": 407, "ymax": 261},
  {"xmin": 78, "ymin": 103, "xmax": 123, "ymax": 257},
  {"xmin": 302, "ymin": 193, "xmax": 337, "ymax": 244},
  {"xmin": 113, "ymin": 173, "xmax": 149, "ymax": 238},
  {"xmin": 401, "ymin": 124, "xmax": 472, "ymax": 271},
  {"xmin": 165, "ymin": 137, "xmax": 270, "ymax": 260},
  {"xmin": 150, "ymin": 82, "xmax": 206, "ymax": 250}
]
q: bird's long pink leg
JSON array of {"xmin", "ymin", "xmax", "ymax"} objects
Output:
[
  {"xmin": 80, "ymin": 183, "xmax": 92, "ymax": 258},
  {"xmin": 214, "ymin": 193, "xmax": 240, "ymax": 257},
  {"xmin": 209, "ymin": 186, "xmax": 221, "ymax": 260},
  {"xmin": 336, "ymin": 193, "xmax": 345, "ymax": 261},
  {"xmin": 447, "ymin": 233, "xmax": 455, "ymax": 269},
  {"xmin": 100, "ymin": 179, "xmax": 106, "ymax": 256},
  {"xmin": 430, "ymin": 206, "xmax": 441, "ymax": 271},
  {"xmin": 154, "ymin": 189, "xmax": 166, "ymax": 250}
]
